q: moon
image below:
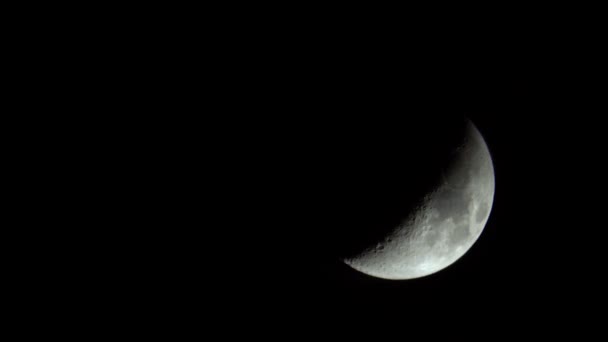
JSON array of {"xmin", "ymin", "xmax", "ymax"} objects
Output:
[{"xmin": 342, "ymin": 119, "xmax": 495, "ymax": 280}]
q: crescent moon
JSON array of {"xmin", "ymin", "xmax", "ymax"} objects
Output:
[{"xmin": 342, "ymin": 119, "xmax": 495, "ymax": 280}]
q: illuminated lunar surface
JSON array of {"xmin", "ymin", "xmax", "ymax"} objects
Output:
[{"xmin": 343, "ymin": 120, "xmax": 495, "ymax": 280}]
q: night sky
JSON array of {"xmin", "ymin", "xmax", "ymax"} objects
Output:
[{"xmin": 21, "ymin": 12, "xmax": 605, "ymax": 337}]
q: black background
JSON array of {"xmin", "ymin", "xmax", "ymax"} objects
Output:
[{"xmin": 13, "ymin": 8, "xmax": 606, "ymax": 337}]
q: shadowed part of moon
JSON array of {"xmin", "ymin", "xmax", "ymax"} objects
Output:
[{"xmin": 341, "ymin": 118, "xmax": 495, "ymax": 280}]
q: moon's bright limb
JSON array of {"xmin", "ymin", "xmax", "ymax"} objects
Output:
[{"xmin": 343, "ymin": 119, "xmax": 495, "ymax": 280}]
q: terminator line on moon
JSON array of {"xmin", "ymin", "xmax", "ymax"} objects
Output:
[{"xmin": 342, "ymin": 119, "xmax": 495, "ymax": 280}]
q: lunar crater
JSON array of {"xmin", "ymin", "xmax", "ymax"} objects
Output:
[{"xmin": 342, "ymin": 119, "xmax": 495, "ymax": 280}]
